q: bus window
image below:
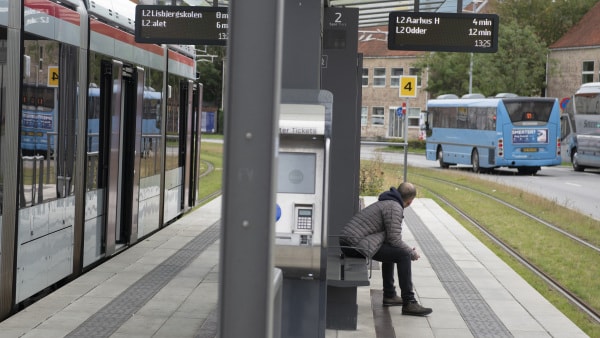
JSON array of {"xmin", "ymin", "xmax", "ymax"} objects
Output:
[
  {"xmin": 574, "ymin": 93, "xmax": 600, "ymax": 115},
  {"xmin": 503, "ymin": 100, "xmax": 553, "ymax": 123}
]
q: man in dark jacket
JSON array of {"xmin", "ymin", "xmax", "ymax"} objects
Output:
[{"xmin": 340, "ymin": 182, "xmax": 432, "ymax": 316}]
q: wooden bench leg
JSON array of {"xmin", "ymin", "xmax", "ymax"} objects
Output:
[{"xmin": 326, "ymin": 286, "xmax": 358, "ymax": 330}]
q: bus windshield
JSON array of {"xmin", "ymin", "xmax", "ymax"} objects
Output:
[
  {"xmin": 503, "ymin": 99, "xmax": 554, "ymax": 123},
  {"xmin": 574, "ymin": 93, "xmax": 600, "ymax": 115}
]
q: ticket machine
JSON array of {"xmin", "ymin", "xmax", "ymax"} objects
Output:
[
  {"xmin": 275, "ymin": 92, "xmax": 332, "ymax": 337},
  {"xmin": 275, "ymin": 102, "xmax": 330, "ymax": 279}
]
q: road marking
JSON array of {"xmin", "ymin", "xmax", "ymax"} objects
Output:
[{"xmin": 565, "ymin": 182, "xmax": 581, "ymax": 187}]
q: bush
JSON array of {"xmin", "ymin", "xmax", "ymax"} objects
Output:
[{"xmin": 360, "ymin": 154, "xmax": 385, "ymax": 196}]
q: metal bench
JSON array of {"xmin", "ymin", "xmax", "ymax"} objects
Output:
[{"xmin": 326, "ymin": 241, "xmax": 372, "ymax": 330}]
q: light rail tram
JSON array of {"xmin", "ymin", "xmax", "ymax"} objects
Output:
[{"xmin": 0, "ymin": 0, "xmax": 204, "ymax": 319}]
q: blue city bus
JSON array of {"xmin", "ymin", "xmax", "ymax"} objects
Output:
[
  {"xmin": 561, "ymin": 82, "xmax": 600, "ymax": 171},
  {"xmin": 424, "ymin": 96, "xmax": 562, "ymax": 175}
]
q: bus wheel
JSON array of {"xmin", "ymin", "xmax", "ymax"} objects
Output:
[
  {"xmin": 471, "ymin": 149, "xmax": 480, "ymax": 173},
  {"xmin": 572, "ymin": 150, "xmax": 584, "ymax": 172},
  {"xmin": 438, "ymin": 147, "xmax": 449, "ymax": 169}
]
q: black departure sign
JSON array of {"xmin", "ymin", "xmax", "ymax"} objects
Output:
[
  {"xmin": 135, "ymin": 6, "xmax": 228, "ymax": 45},
  {"xmin": 388, "ymin": 12, "xmax": 499, "ymax": 53}
]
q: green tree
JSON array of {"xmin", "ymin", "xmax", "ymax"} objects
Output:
[
  {"xmin": 415, "ymin": 21, "xmax": 548, "ymax": 97},
  {"xmin": 196, "ymin": 46, "xmax": 225, "ymax": 108},
  {"xmin": 415, "ymin": 52, "xmax": 470, "ymax": 98},
  {"xmin": 475, "ymin": 21, "xmax": 547, "ymax": 96},
  {"xmin": 495, "ymin": 0, "xmax": 598, "ymax": 46}
]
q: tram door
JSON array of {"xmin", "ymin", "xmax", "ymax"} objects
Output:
[
  {"xmin": 99, "ymin": 60, "xmax": 142, "ymax": 254},
  {"xmin": 188, "ymin": 82, "xmax": 202, "ymax": 207},
  {"xmin": 178, "ymin": 80, "xmax": 196, "ymax": 211}
]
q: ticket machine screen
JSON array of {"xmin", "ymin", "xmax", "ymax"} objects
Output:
[{"xmin": 277, "ymin": 152, "xmax": 316, "ymax": 194}]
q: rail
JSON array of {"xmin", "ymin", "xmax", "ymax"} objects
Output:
[{"xmin": 415, "ymin": 174, "xmax": 600, "ymax": 325}]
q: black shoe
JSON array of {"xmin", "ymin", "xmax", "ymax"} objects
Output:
[
  {"xmin": 402, "ymin": 300, "xmax": 432, "ymax": 316},
  {"xmin": 382, "ymin": 295, "xmax": 403, "ymax": 307}
]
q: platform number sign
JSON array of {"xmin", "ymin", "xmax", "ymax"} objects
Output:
[
  {"xmin": 400, "ymin": 76, "xmax": 417, "ymax": 98},
  {"xmin": 48, "ymin": 66, "xmax": 59, "ymax": 87}
]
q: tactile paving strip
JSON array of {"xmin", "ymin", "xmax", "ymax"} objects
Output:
[
  {"xmin": 66, "ymin": 221, "xmax": 220, "ymax": 338},
  {"xmin": 405, "ymin": 210, "xmax": 512, "ymax": 337}
]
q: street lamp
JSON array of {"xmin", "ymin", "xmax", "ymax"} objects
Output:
[{"xmin": 468, "ymin": 0, "xmax": 483, "ymax": 94}]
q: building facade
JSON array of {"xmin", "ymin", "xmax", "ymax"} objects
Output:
[
  {"xmin": 547, "ymin": 1, "xmax": 600, "ymax": 102},
  {"xmin": 358, "ymin": 27, "xmax": 429, "ymax": 140}
]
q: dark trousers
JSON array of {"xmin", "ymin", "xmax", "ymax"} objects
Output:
[{"xmin": 342, "ymin": 243, "xmax": 415, "ymax": 301}]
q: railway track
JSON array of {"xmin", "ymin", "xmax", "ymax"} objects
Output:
[
  {"xmin": 412, "ymin": 172, "xmax": 600, "ymax": 325},
  {"xmin": 196, "ymin": 159, "xmax": 222, "ymax": 206}
]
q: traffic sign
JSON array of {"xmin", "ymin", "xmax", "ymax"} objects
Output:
[
  {"xmin": 135, "ymin": 6, "xmax": 228, "ymax": 45},
  {"xmin": 396, "ymin": 107, "xmax": 403, "ymax": 117},
  {"xmin": 388, "ymin": 11, "xmax": 499, "ymax": 53},
  {"xmin": 560, "ymin": 97, "xmax": 570, "ymax": 110},
  {"xmin": 396, "ymin": 102, "xmax": 407, "ymax": 117},
  {"xmin": 399, "ymin": 76, "xmax": 417, "ymax": 97}
]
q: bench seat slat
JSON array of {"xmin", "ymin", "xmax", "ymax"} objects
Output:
[{"xmin": 326, "ymin": 255, "xmax": 370, "ymax": 287}]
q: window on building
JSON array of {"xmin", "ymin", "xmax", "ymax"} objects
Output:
[
  {"xmin": 409, "ymin": 68, "xmax": 421, "ymax": 87},
  {"xmin": 361, "ymin": 106, "xmax": 368, "ymax": 126},
  {"xmin": 582, "ymin": 61, "xmax": 594, "ymax": 84},
  {"xmin": 390, "ymin": 68, "xmax": 404, "ymax": 87},
  {"xmin": 373, "ymin": 68, "xmax": 386, "ymax": 87},
  {"xmin": 388, "ymin": 107, "xmax": 403, "ymax": 137},
  {"xmin": 372, "ymin": 107, "xmax": 384, "ymax": 125},
  {"xmin": 362, "ymin": 68, "xmax": 369, "ymax": 86},
  {"xmin": 408, "ymin": 107, "xmax": 420, "ymax": 127}
]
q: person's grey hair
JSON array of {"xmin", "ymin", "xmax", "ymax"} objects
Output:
[{"xmin": 398, "ymin": 182, "xmax": 417, "ymax": 201}]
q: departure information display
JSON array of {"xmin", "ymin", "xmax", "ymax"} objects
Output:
[
  {"xmin": 388, "ymin": 11, "xmax": 499, "ymax": 53},
  {"xmin": 135, "ymin": 6, "xmax": 228, "ymax": 45}
]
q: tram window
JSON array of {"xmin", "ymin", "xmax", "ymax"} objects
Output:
[{"xmin": 20, "ymin": 38, "xmax": 79, "ymax": 206}]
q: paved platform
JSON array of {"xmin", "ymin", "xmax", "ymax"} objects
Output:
[{"xmin": 0, "ymin": 196, "xmax": 588, "ymax": 337}]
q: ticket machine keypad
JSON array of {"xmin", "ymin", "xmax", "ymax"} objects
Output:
[{"xmin": 296, "ymin": 208, "xmax": 313, "ymax": 231}]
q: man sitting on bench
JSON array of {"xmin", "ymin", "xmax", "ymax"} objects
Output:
[{"xmin": 339, "ymin": 182, "xmax": 433, "ymax": 316}]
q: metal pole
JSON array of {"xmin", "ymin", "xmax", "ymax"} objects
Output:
[
  {"xmin": 219, "ymin": 0, "xmax": 284, "ymax": 337},
  {"xmin": 403, "ymin": 104, "xmax": 409, "ymax": 182},
  {"xmin": 469, "ymin": 53, "xmax": 473, "ymax": 94}
]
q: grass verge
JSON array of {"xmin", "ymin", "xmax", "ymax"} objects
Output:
[{"xmin": 197, "ymin": 140, "xmax": 223, "ymax": 204}]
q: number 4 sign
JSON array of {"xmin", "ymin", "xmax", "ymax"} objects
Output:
[
  {"xmin": 399, "ymin": 75, "xmax": 417, "ymax": 98},
  {"xmin": 48, "ymin": 66, "xmax": 59, "ymax": 87}
]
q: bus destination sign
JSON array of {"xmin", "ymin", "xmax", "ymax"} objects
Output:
[
  {"xmin": 388, "ymin": 11, "xmax": 499, "ymax": 53},
  {"xmin": 135, "ymin": 6, "xmax": 228, "ymax": 45}
]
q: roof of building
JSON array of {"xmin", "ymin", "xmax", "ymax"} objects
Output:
[
  {"xmin": 358, "ymin": 25, "xmax": 425, "ymax": 57},
  {"xmin": 549, "ymin": 1, "xmax": 600, "ymax": 49}
]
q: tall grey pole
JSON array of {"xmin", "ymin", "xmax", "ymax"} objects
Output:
[
  {"xmin": 218, "ymin": 0, "xmax": 284, "ymax": 337},
  {"xmin": 403, "ymin": 105, "xmax": 409, "ymax": 182}
]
